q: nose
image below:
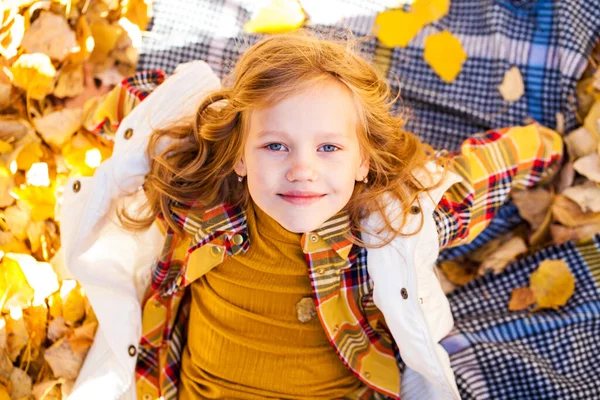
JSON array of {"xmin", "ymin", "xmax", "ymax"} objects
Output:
[{"xmin": 285, "ymin": 151, "xmax": 318, "ymax": 182}]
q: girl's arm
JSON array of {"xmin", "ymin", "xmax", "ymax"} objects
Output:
[{"xmin": 434, "ymin": 124, "xmax": 563, "ymax": 249}]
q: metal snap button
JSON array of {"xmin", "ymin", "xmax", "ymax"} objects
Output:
[
  {"xmin": 142, "ymin": 394, "xmax": 152, "ymax": 400},
  {"xmin": 420, "ymin": 297, "xmax": 423, "ymax": 304},
  {"xmin": 409, "ymin": 205, "xmax": 420, "ymax": 215},
  {"xmin": 211, "ymin": 246, "xmax": 222, "ymax": 256},
  {"xmin": 309, "ymin": 233, "xmax": 318, "ymax": 242},
  {"xmin": 317, "ymin": 268, "xmax": 325, "ymax": 275},
  {"xmin": 72, "ymin": 180, "xmax": 81, "ymax": 193},
  {"xmin": 333, "ymin": 324, "xmax": 339, "ymax": 333},
  {"xmin": 364, "ymin": 371, "xmax": 371, "ymax": 379},
  {"xmin": 232, "ymin": 233, "xmax": 244, "ymax": 245},
  {"xmin": 400, "ymin": 288, "xmax": 408, "ymax": 299},
  {"xmin": 128, "ymin": 345, "xmax": 137, "ymax": 357},
  {"xmin": 124, "ymin": 128, "xmax": 134, "ymax": 139}
]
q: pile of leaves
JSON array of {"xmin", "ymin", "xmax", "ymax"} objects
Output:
[
  {"xmin": 438, "ymin": 42, "xmax": 600, "ymax": 311},
  {"xmin": 0, "ymin": 0, "xmax": 150, "ymax": 398}
]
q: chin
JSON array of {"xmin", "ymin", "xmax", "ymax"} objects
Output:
[{"xmin": 280, "ymin": 220, "xmax": 321, "ymax": 234}]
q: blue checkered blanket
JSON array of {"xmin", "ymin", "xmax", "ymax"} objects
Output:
[{"xmin": 137, "ymin": 0, "xmax": 600, "ymax": 398}]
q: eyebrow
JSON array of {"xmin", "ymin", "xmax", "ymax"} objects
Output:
[{"xmin": 256, "ymin": 130, "xmax": 347, "ymax": 139}]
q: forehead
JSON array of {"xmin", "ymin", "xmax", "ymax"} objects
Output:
[{"xmin": 248, "ymin": 79, "xmax": 358, "ymax": 139}]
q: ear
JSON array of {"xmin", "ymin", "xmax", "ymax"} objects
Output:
[
  {"xmin": 355, "ymin": 156, "xmax": 370, "ymax": 181},
  {"xmin": 234, "ymin": 157, "xmax": 247, "ymax": 177}
]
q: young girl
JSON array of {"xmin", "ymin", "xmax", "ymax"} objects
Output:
[{"xmin": 60, "ymin": 31, "xmax": 563, "ymax": 400}]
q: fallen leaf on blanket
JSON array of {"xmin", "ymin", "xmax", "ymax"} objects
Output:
[
  {"xmin": 439, "ymin": 259, "xmax": 479, "ymax": 285},
  {"xmin": 0, "ymin": 256, "xmax": 34, "ymax": 312},
  {"xmin": 423, "ymin": 30, "xmax": 467, "ymax": 83},
  {"xmin": 7, "ymin": 253, "xmax": 59, "ymax": 306},
  {"xmin": 562, "ymin": 183, "xmax": 600, "ymax": 213},
  {"xmin": 21, "ymin": 11, "xmax": 78, "ymax": 61},
  {"xmin": 9, "ymin": 367, "xmax": 32, "ymax": 399},
  {"xmin": 6, "ymin": 307, "xmax": 28, "ymax": 362},
  {"xmin": 554, "ymin": 161, "xmax": 575, "ymax": 193},
  {"xmin": 0, "ymin": 385, "xmax": 8, "ymax": 400},
  {"xmin": 564, "ymin": 127, "xmax": 598, "ymax": 159},
  {"xmin": 530, "ymin": 259, "xmax": 575, "ymax": 310},
  {"xmin": 373, "ymin": 9, "xmax": 425, "ymax": 48},
  {"xmin": 583, "ymin": 100, "xmax": 600, "ymax": 139},
  {"xmin": 552, "ymin": 194, "xmax": 600, "ymax": 227},
  {"xmin": 498, "ymin": 66, "xmax": 524, "ymax": 102},
  {"xmin": 508, "ymin": 287, "xmax": 536, "ymax": 311},
  {"xmin": 412, "ymin": 0, "xmax": 450, "ymax": 25},
  {"xmin": 573, "ymin": 153, "xmax": 600, "ymax": 183},
  {"xmin": 244, "ymin": 0, "xmax": 306, "ymax": 34},
  {"xmin": 10, "ymin": 54, "xmax": 57, "ymax": 100},
  {"xmin": 123, "ymin": 0, "xmax": 153, "ymax": 31},
  {"xmin": 33, "ymin": 108, "xmax": 83, "ymax": 149},
  {"xmin": 480, "ymin": 236, "xmax": 528, "ymax": 274},
  {"xmin": 512, "ymin": 188, "xmax": 553, "ymax": 231},
  {"xmin": 550, "ymin": 223, "xmax": 600, "ymax": 245}
]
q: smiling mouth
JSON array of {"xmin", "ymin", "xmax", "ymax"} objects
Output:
[{"xmin": 277, "ymin": 194, "xmax": 326, "ymax": 205}]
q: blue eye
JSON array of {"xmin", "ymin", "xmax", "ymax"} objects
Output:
[
  {"xmin": 320, "ymin": 144, "xmax": 339, "ymax": 152},
  {"xmin": 265, "ymin": 143, "xmax": 287, "ymax": 151}
]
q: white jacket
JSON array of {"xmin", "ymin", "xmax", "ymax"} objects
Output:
[{"xmin": 59, "ymin": 61, "xmax": 463, "ymax": 400}]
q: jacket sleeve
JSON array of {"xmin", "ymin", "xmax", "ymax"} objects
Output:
[
  {"xmin": 84, "ymin": 70, "xmax": 166, "ymax": 141},
  {"xmin": 434, "ymin": 124, "xmax": 564, "ymax": 249}
]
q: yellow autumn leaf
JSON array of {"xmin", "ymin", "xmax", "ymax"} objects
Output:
[
  {"xmin": 33, "ymin": 108, "xmax": 83, "ymax": 149},
  {"xmin": 123, "ymin": 0, "xmax": 153, "ymax": 31},
  {"xmin": 68, "ymin": 16, "xmax": 95, "ymax": 63},
  {"xmin": 16, "ymin": 141, "xmax": 44, "ymax": 171},
  {"xmin": 89, "ymin": 22, "xmax": 122, "ymax": 62},
  {"xmin": 54, "ymin": 63, "xmax": 85, "ymax": 98},
  {"xmin": 10, "ymin": 53, "xmax": 57, "ymax": 100},
  {"xmin": 583, "ymin": 100, "xmax": 600, "ymax": 140},
  {"xmin": 0, "ymin": 385, "xmax": 9, "ymax": 400},
  {"xmin": 11, "ymin": 185, "xmax": 56, "ymax": 221},
  {"xmin": 498, "ymin": 66, "xmax": 525, "ymax": 102},
  {"xmin": 439, "ymin": 259, "xmax": 478, "ymax": 285},
  {"xmin": 423, "ymin": 30, "xmax": 467, "ymax": 83},
  {"xmin": 0, "ymin": 140, "xmax": 12, "ymax": 154},
  {"xmin": 6, "ymin": 253, "xmax": 59, "ymax": 307},
  {"xmin": 529, "ymin": 259, "xmax": 575, "ymax": 310},
  {"xmin": 0, "ymin": 13, "xmax": 25, "ymax": 59},
  {"xmin": 244, "ymin": 0, "xmax": 305, "ymax": 34},
  {"xmin": 373, "ymin": 8, "xmax": 425, "ymax": 48},
  {"xmin": 61, "ymin": 280, "xmax": 85, "ymax": 325},
  {"xmin": 0, "ymin": 257, "xmax": 34, "ymax": 312},
  {"xmin": 412, "ymin": 0, "xmax": 450, "ymax": 25}
]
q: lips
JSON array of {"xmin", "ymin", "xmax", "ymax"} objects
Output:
[{"xmin": 278, "ymin": 193, "xmax": 326, "ymax": 205}]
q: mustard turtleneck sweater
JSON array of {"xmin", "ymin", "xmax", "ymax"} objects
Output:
[{"xmin": 179, "ymin": 199, "xmax": 364, "ymax": 399}]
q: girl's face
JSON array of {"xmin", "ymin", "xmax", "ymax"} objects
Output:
[{"xmin": 234, "ymin": 79, "xmax": 369, "ymax": 233}]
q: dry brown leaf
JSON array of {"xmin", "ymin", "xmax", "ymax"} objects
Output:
[
  {"xmin": 530, "ymin": 259, "xmax": 575, "ymax": 310},
  {"xmin": 499, "ymin": 66, "xmax": 524, "ymax": 102},
  {"xmin": 23, "ymin": 304, "xmax": 48, "ymax": 358},
  {"xmin": 435, "ymin": 266, "xmax": 457, "ymax": 294},
  {"xmin": 44, "ymin": 334, "xmax": 91, "ymax": 380},
  {"xmin": 9, "ymin": 367, "xmax": 32, "ymax": 399},
  {"xmin": 53, "ymin": 63, "xmax": 84, "ymax": 98},
  {"xmin": 60, "ymin": 379, "xmax": 75, "ymax": 398},
  {"xmin": 21, "ymin": 11, "xmax": 78, "ymax": 61},
  {"xmin": 33, "ymin": 108, "xmax": 83, "ymax": 149},
  {"xmin": 0, "ymin": 350, "xmax": 12, "ymax": 380},
  {"xmin": 573, "ymin": 152, "xmax": 600, "ymax": 182},
  {"xmin": 554, "ymin": 161, "xmax": 575, "ymax": 194},
  {"xmin": 508, "ymin": 286, "xmax": 536, "ymax": 311},
  {"xmin": 47, "ymin": 317, "xmax": 68, "ymax": 342},
  {"xmin": 529, "ymin": 201, "xmax": 553, "ymax": 248},
  {"xmin": 480, "ymin": 236, "xmax": 528, "ymax": 274},
  {"xmin": 512, "ymin": 188, "xmax": 553, "ymax": 231},
  {"xmin": 552, "ymin": 194, "xmax": 600, "ymax": 227},
  {"xmin": 0, "ymin": 83, "xmax": 11, "ymax": 108},
  {"xmin": 5, "ymin": 309, "xmax": 28, "ymax": 362},
  {"xmin": 0, "ymin": 317, "xmax": 6, "ymax": 351},
  {"xmin": 32, "ymin": 379, "xmax": 61, "ymax": 400},
  {"xmin": 550, "ymin": 223, "xmax": 600, "ymax": 245},
  {"xmin": 564, "ymin": 127, "xmax": 598, "ymax": 159},
  {"xmin": 0, "ymin": 118, "xmax": 34, "ymax": 142},
  {"xmin": 562, "ymin": 183, "xmax": 600, "ymax": 213},
  {"xmin": 3, "ymin": 205, "xmax": 31, "ymax": 241},
  {"xmin": 439, "ymin": 259, "xmax": 479, "ymax": 285}
]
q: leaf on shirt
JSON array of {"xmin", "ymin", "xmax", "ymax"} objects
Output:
[
  {"xmin": 295, "ymin": 296, "xmax": 317, "ymax": 323},
  {"xmin": 508, "ymin": 286, "xmax": 536, "ymax": 311},
  {"xmin": 244, "ymin": 0, "xmax": 306, "ymax": 34},
  {"xmin": 512, "ymin": 188, "xmax": 553, "ymax": 231},
  {"xmin": 562, "ymin": 183, "xmax": 600, "ymax": 213},
  {"xmin": 529, "ymin": 259, "xmax": 575, "ymax": 310},
  {"xmin": 480, "ymin": 236, "xmax": 528, "ymax": 275},
  {"xmin": 552, "ymin": 194, "xmax": 600, "ymax": 228},
  {"xmin": 423, "ymin": 30, "xmax": 467, "ymax": 83},
  {"xmin": 373, "ymin": 9, "xmax": 426, "ymax": 48},
  {"xmin": 498, "ymin": 66, "xmax": 525, "ymax": 102},
  {"xmin": 549, "ymin": 223, "xmax": 600, "ymax": 245},
  {"xmin": 439, "ymin": 259, "xmax": 479, "ymax": 285},
  {"xmin": 573, "ymin": 152, "xmax": 600, "ymax": 183},
  {"xmin": 564, "ymin": 127, "xmax": 598, "ymax": 159}
]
